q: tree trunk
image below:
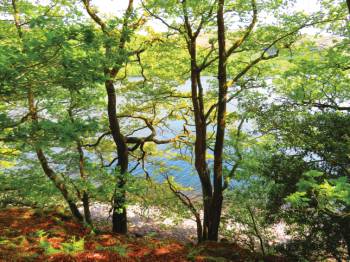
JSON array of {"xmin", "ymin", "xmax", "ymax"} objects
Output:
[
  {"xmin": 207, "ymin": 0, "xmax": 227, "ymax": 241},
  {"xmin": 112, "ymin": 178, "xmax": 127, "ymax": 233},
  {"xmin": 105, "ymin": 78, "xmax": 128, "ymax": 234},
  {"xmin": 188, "ymin": 38, "xmax": 213, "ymax": 241},
  {"xmin": 82, "ymin": 192, "xmax": 92, "ymax": 225},
  {"xmin": 247, "ymin": 205, "xmax": 266, "ymax": 256},
  {"xmin": 35, "ymin": 148, "xmax": 84, "ymax": 222},
  {"xmin": 82, "ymin": 0, "xmax": 134, "ymax": 234},
  {"xmin": 82, "ymin": 0, "xmax": 131, "ymax": 234},
  {"xmin": 195, "ymin": 212, "xmax": 203, "ymax": 243}
]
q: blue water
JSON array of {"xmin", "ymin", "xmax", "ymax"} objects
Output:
[
  {"xmin": 113, "ymin": 76, "xmax": 253, "ymax": 191},
  {"xmin": 124, "ymin": 76, "xmax": 244, "ymax": 191}
]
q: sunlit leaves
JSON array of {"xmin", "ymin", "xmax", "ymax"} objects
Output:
[{"xmin": 287, "ymin": 170, "xmax": 350, "ymax": 214}]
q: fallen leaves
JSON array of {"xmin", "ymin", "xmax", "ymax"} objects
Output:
[
  {"xmin": 0, "ymin": 207, "xmax": 188, "ymax": 261},
  {"xmin": 0, "ymin": 207, "xmax": 287, "ymax": 261}
]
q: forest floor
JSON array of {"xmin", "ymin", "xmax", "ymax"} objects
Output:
[{"xmin": 0, "ymin": 207, "xmax": 287, "ymax": 261}]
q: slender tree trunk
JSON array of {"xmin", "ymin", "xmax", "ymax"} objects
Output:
[
  {"xmin": 207, "ymin": 0, "xmax": 227, "ymax": 241},
  {"xmin": 188, "ymin": 39, "xmax": 213, "ymax": 241},
  {"xmin": 195, "ymin": 214, "xmax": 203, "ymax": 243},
  {"xmin": 11, "ymin": 0, "xmax": 22, "ymax": 38},
  {"xmin": 82, "ymin": 192, "xmax": 92, "ymax": 225},
  {"xmin": 82, "ymin": 0, "xmax": 133, "ymax": 234},
  {"xmin": 28, "ymin": 91, "xmax": 84, "ymax": 223},
  {"xmin": 347, "ymin": 0, "xmax": 350, "ymax": 14},
  {"xmin": 36, "ymin": 148, "xmax": 84, "ymax": 222},
  {"xmin": 105, "ymin": 78, "xmax": 128, "ymax": 234},
  {"xmin": 112, "ymin": 179, "xmax": 127, "ymax": 233},
  {"xmin": 247, "ymin": 205, "xmax": 266, "ymax": 256},
  {"xmin": 102, "ymin": 2, "xmax": 133, "ymax": 233}
]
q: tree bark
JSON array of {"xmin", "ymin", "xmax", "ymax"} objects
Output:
[
  {"xmin": 35, "ymin": 148, "xmax": 84, "ymax": 222},
  {"xmin": 188, "ymin": 37, "xmax": 213, "ymax": 241},
  {"xmin": 207, "ymin": 0, "xmax": 227, "ymax": 241},
  {"xmin": 28, "ymin": 91, "xmax": 84, "ymax": 222},
  {"xmin": 184, "ymin": 0, "xmax": 227, "ymax": 242},
  {"xmin": 82, "ymin": 0, "xmax": 133, "ymax": 234},
  {"xmin": 106, "ymin": 78, "xmax": 128, "ymax": 234}
]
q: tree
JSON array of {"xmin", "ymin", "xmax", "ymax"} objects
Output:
[
  {"xmin": 81, "ymin": 0, "xmax": 188, "ymax": 233},
  {"xmin": 144, "ymin": 0, "xmax": 325, "ymax": 241},
  {"xmin": 4, "ymin": 0, "xmax": 85, "ymax": 222},
  {"xmin": 0, "ymin": 0, "xmax": 109, "ymax": 226},
  {"xmin": 241, "ymin": 22, "xmax": 350, "ymax": 257}
]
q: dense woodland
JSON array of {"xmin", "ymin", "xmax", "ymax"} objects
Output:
[{"xmin": 0, "ymin": 0, "xmax": 350, "ymax": 261}]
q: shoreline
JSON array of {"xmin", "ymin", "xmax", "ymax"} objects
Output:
[{"xmin": 81, "ymin": 202, "xmax": 291, "ymax": 245}]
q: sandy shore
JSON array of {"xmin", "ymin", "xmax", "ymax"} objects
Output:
[
  {"xmin": 86, "ymin": 203, "xmax": 198, "ymax": 242},
  {"xmin": 80, "ymin": 203, "xmax": 290, "ymax": 244}
]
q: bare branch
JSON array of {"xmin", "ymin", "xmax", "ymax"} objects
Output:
[
  {"xmin": 142, "ymin": 1, "xmax": 184, "ymax": 33},
  {"xmin": 83, "ymin": 131, "xmax": 112, "ymax": 147},
  {"xmin": 164, "ymin": 174, "xmax": 202, "ymax": 239},
  {"xmin": 104, "ymin": 156, "xmax": 119, "ymax": 167}
]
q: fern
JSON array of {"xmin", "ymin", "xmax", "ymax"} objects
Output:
[
  {"xmin": 61, "ymin": 237, "xmax": 85, "ymax": 254},
  {"xmin": 39, "ymin": 239, "xmax": 61, "ymax": 255},
  {"xmin": 39, "ymin": 236, "xmax": 85, "ymax": 255}
]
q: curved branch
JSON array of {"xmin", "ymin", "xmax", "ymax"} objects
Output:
[
  {"xmin": 82, "ymin": 0, "xmax": 108, "ymax": 33},
  {"xmin": 226, "ymin": 0, "xmax": 257, "ymax": 58},
  {"xmin": 141, "ymin": 1, "xmax": 184, "ymax": 33},
  {"xmin": 83, "ymin": 131, "xmax": 111, "ymax": 147}
]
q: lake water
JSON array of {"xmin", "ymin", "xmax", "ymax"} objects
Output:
[
  {"xmin": 17, "ymin": 77, "xmax": 257, "ymax": 193},
  {"xmin": 123, "ymin": 76, "xmax": 253, "ymax": 191}
]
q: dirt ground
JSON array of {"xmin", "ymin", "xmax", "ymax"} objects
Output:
[{"xmin": 0, "ymin": 207, "xmax": 287, "ymax": 261}]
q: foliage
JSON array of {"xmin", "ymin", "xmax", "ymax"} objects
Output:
[
  {"xmin": 286, "ymin": 171, "xmax": 350, "ymax": 212},
  {"xmin": 39, "ymin": 235, "xmax": 85, "ymax": 255},
  {"xmin": 0, "ymin": 0, "xmax": 349, "ymax": 260}
]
